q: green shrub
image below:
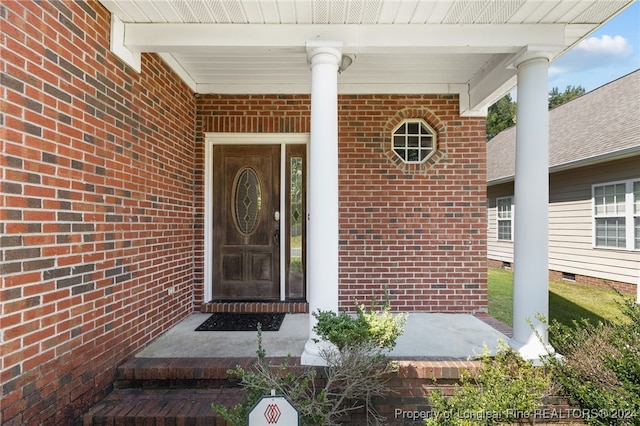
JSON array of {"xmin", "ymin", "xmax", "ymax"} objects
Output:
[
  {"xmin": 544, "ymin": 297, "xmax": 640, "ymax": 426},
  {"xmin": 312, "ymin": 302, "xmax": 407, "ymax": 351},
  {"xmin": 213, "ymin": 325, "xmax": 328, "ymax": 426},
  {"xmin": 214, "ymin": 302, "xmax": 407, "ymax": 426},
  {"xmin": 426, "ymin": 343, "xmax": 551, "ymax": 426}
]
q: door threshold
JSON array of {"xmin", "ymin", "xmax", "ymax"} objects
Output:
[{"xmin": 201, "ymin": 301, "xmax": 308, "ymax": 314}]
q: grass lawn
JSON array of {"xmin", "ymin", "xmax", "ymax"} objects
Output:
[{"xmin": 488, "ymin": 268, "xmax": 626, "ymax": 328}]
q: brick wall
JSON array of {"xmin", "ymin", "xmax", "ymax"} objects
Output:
[
  {"xmin": 488, "ymin": 262, "xmax": 637, "ymax": 296},
  {"xmin": 1, "ymin": 1, "xmax": 195, "ymax": 424},
  {"xmin": 548, "ymin": 270, "xmax": 636, "ymax": 296},
  {"xmin": 338, "ymin": 96, "xmax": 487, "ymax": 312},
  {"xmin": 195, "ymin": 94, "xmax": 487, "ymax": 313}
]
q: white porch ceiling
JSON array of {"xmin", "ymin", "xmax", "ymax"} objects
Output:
[{"xmin": 100, "ymin": 0, "xmax": 634, "ymax": 115}]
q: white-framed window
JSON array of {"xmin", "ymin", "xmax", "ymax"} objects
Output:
[
  {"xmin": 496, "ymin": 196, "xmax": 513, "ymax": 241},
  {"xmin": 392, "ymin": 119, "xmax": 436, "ymax": 164},
  {"xmin": 593, "ymin": 179, "xmax": 640, "ymax": 251}
]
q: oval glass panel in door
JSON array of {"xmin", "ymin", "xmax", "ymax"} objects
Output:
[{"xmin": 233, "ymin": 167, "xmax": 262, "ymax": 236}]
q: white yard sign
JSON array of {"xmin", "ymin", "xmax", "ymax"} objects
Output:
[{"xmin": 247, "ymin": 395, "xmax": 299, "ymax": 426}]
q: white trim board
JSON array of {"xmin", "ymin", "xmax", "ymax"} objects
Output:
[{"xmin": 203, "ymin": 133, "xmax": 310, "ymax": 302}]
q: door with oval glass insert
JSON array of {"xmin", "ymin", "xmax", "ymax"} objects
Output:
[{"xmin": 213, "ymin": 145, "xmax": 280, "ymax": 299}]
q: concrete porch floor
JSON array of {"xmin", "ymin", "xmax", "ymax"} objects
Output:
[{"xmin": 135, "ymin": 313, "xmax": 512, "ymax": 359}]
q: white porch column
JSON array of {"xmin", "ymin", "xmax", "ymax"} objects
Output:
[
  {"xmin": 301, "ymin": 43, "xmax": 342, "ymax": 366},
  {"xmin": 510, "ymin": 55, "xmax": 552, "ymax": 360}
]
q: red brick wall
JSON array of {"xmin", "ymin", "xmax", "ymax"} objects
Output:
[
  {"xmin": 1, "ymin": 1, "xmax": 195, "ymax": 424},
  {"xmin": 488, "ymin": 262, "xmax": 637, "ymax": 296},
  {"xmin": 548, "ymin": 270, "xmax": 636, "ymax": 296},
  {"xmin": 196, "ymin": 94, "xmax": 487, "ymax": 313}
]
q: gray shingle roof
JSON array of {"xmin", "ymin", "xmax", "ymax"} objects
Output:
[{"xmin": 487, "ymin": 69, "xmax": 640, "ymax": 184}]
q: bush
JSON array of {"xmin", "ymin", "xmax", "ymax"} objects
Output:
[
  {"xmin": 213, "ymin": 302, "xmax": 407, "ymax": 426},
  {"xmin": 212, "ymin": 325, "xmax": 327, "ymax": 425},
  {"xmin": 426, "ymin": 343, "xmax": 551, "ymax": 426},
  {"xmin": 312, "ymin": 302, "xmax": 407, "ymax": 351},
  {"xmin": 544, "ymin": 297, "xmax": 640, "ymax": 426}
]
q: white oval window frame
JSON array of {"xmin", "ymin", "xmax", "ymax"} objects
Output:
[{"xmin": 231, "ymin": 166, "xmax": 263, "ymax": 236}]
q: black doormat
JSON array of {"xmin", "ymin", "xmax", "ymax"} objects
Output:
[{"xmin": 195, "ymin": 313, "xmax": 286, "ymax": 332}]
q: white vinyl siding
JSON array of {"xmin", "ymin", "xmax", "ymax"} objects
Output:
[
  {"xmin": 592, "ymin": 179, "xmax": 639, "ymax": 251},
  {"xmin": 488, "ymin": 157, "xmax": 640, "ymax": 287}
]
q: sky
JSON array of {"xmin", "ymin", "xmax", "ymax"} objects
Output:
[{"xmin": 548, "ymin": 1, "xmax": 640, "ymax": 93}]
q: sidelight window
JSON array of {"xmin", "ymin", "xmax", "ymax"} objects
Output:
[{"xmin": 286, "ymin": 145, "xmax": 306, "ymax": 299}]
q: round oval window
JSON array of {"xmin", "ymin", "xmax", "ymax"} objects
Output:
[{"xmin": 233, "ymin": 167, "xmax": 262, "ymax": 236}]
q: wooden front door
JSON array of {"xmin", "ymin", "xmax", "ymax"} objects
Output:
[{"xmin": 213, "ymin": 145, "xmax": 280, "ymax": 300}]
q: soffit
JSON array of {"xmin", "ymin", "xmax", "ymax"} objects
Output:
[{"xmin": 100, "ymin": 0, "xmax": 634, "ymax": 115}]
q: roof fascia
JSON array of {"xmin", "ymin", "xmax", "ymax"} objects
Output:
[
  {"xmin": 549, "ymin": 146, "xmax": 640, "ymax": 174},
  {"xmin": 121, "ymin": 23, "xmax": 567, "ymax": 53},
  {"xmin": 487, "ymin": 176, "xmax": 515, "ymax": 186},
  {"xmin": 487, "ymin": 146, "xmax": 640, "ymax": 186}
]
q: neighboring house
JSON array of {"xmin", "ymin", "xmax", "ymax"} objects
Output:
[
  {"xmin": 1, "ymin": 1, "xmax": 634, "ymax": 424},
  {"xmin": 487, "ymin": 70, "xmax": 640, "ymax": 296}
]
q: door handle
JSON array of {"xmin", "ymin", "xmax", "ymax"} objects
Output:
[{"xmin": 274, "ymin": 227, "xmax": 280, "ymax": 246}]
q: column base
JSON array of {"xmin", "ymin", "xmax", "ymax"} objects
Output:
[
  {"xmin": 508, "ymin": 337, "xmax": 555, "ymax": 366},
  {"xmin": 300, "ymin": 339, "xmax": 338, "ymax": 366}
]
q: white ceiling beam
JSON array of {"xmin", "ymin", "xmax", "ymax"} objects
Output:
[
  {"xmin": 467, "ymin": 44, "xmax": 565, "ymax": 113},
  {"xmin": 194, "ymin": 81, "xmax": 484, "ymax": 118},
  {"xmin": 157, "ymin": 53, "xmax": 197, "ymax": 92},
  {"xmin": 122, "ymin": 22, "xmax": 568, "ymax": 53},
  {"xmin": 467, "ymin": 51, "xmax": 521, "ymax": 113},
  {"xmin": 195, "ymin": 81, "xmax": 463, "ymax": 95},
  {"xmin": 110, "ymin": 15, "xmax": 141, "ymax": 72}
]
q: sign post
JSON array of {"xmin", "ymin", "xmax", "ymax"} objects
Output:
[{"xmin": 247, "ymin": 393, "xmax": 299, "ymax": 426}]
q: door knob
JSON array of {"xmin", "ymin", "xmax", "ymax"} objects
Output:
[{"xmin": 274, "ymin": 211, "xmax": 280, "ymax": 221}]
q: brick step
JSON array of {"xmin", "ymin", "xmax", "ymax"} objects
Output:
[
  {"xmin": 114, "ymin": 356, "xmax": 300, "ymax": 389},
  {"xmin": 83, "ymin": 356, "xmax": 306, "ymax": 426},
  {"xmin": 81, "ymin": 388, "xmax": 244, "ymax": 426},
  {"xmin": 201, "ymin": 301, "xmax": 308, "ymax": 313},
  {"xmin": 84, "ymin": 355, "xmax": 581, "ymax": 425}
]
